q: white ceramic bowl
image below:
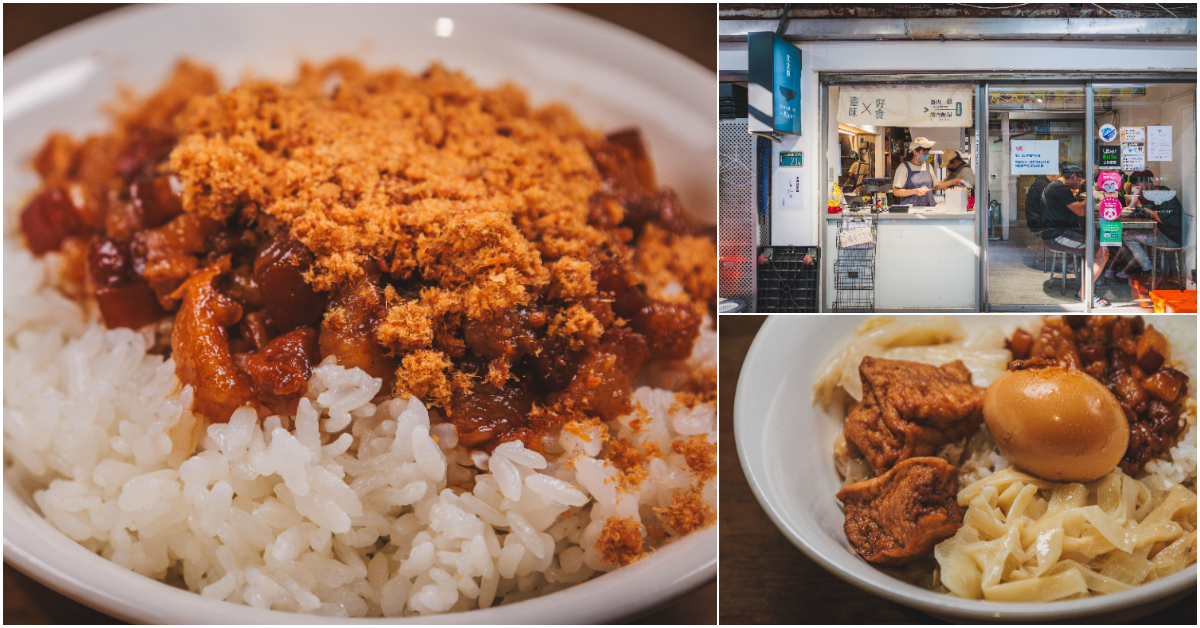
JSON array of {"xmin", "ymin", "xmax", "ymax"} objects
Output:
[
  {"xmin": 734, "ymin": 315, "xmax": 1197, "ymax": 622},
  {"xmin": 3, "ymin": 4, "xmax": 716, "ymax": 623}
]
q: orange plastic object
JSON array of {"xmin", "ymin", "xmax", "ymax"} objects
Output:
[
  {"xmin": 1127, "ymin": 274, "xmax": 1186, "ymax": 303},
  {"xmin": 1149, "ymin": 290, "xmax": 1197, "ymax": 313}
]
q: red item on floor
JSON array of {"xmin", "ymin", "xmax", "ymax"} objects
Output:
[
  {"xmin": 1127, "ymin": 274, "xmax": 1186, "ymax": 302},
  {"xmin": 1150, "ymin": 290, "xmax": 1197, "ymax": 313}
]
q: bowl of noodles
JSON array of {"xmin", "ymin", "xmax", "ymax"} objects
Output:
[
  {"xmin": 734, "ymin": 315, "xmax": 1196, "ymax": 622},
  {"xmin": 4, "ymin": 4, "xmax": 717, "ymax": 623}
]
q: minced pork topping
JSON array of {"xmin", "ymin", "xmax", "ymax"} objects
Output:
[{"xmin": 19, "ymin": 58, "xmax": 717, "ymax": 454}]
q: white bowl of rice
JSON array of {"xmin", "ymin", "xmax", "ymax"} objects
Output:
[
  {"xmin": 735, "ymin": 315, "xmax": 1197, "ymax": 622},
  {"xmin": 4, "ymin": 4, "xmax": 716, "ymax": 623}
]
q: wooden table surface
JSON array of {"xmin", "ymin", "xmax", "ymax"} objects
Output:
[
  {"xmin": 718, "ymin": 314, "xmax": 1197, "ymax": 624},
  {"xmin": 2, "ymin": 3, "xmax": 715, "ymax": 624}
]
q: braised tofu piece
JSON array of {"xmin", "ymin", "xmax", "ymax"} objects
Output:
[
  {"xmin": 843, "ymin": 357, "xmax": 985, "ymax": 476},
  {"xmin": 837, "ymin": 457, "xmax": 963, "ymax": 566}
]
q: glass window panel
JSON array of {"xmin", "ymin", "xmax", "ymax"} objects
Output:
[
  {"xmin": 1092, "ymin": 84, "xmax": 1196, "ymax": 307},
  {"xmin": 985, "ymin": 85, "xmax": 1088, "ymax": 309}
]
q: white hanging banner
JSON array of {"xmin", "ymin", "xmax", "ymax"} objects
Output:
[
  {"xmin": 837, "ymin": 86, "xmax": 974, "ymax": 127},
  {"xmin": 1011, "ymin": 140, "xmax": 1059, "ymax": 174}
]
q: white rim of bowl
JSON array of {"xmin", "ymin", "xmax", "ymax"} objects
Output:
[
  {"xmin": 3, "ymin": 3, "xmax": 715, "ymax": 622},
  {"xmin": 734, "ymin": 315, "xmax": 1196, "ymax": 622}
]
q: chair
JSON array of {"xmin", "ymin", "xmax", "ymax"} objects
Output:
[
  {"xmin": 1048, "ymin": 251, "xmax": 1081, "ymax": 295},
  {"xmin": 1151, "ymin": 245, "xmax": 1185, "ymax": 289},
  {"xmin": 1035, "ymin": 235, "xmax": 1049, "ymax": 272},
  {"xmin": 1043, "ymin": 236, "xmax": 1082, "ymax": 296}
]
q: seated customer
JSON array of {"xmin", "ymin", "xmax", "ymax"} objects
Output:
[
  {"xmin": 1041, "ymin": 165, "xmax": 1110, "ymax": 306},
  {"xmin": 1024, "ymin": 173, "xmax": 1055, "ymax": 235},
  {"xmin": 1113, "ymin": 169, "xmax": 1184, "ymax": 277}
]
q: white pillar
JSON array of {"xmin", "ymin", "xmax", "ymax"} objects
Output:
[
  {"xmin": 875, "ymin": 132, "xmax": 885, "ymax": 178},
  {"xmin": 1000, "ymin": 112, "xmax": 1010, "ymax": 241}
]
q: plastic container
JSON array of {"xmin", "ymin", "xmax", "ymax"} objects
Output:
[{"xmin": 756, "ymin": 246, "xmax": 820, "ymax": 313}]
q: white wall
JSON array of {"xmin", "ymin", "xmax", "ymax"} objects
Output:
[{"xmin": 719, "ymin": 39, "xmax": 1197, "ymax": 247}]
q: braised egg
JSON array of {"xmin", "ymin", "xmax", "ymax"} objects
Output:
[{"xmin": 983, "ymin": 366, "xmax": 1128, "ymax": 482}]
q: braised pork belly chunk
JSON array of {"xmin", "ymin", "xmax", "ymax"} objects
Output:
[
  {"xmin": 836, "ymin": 457, "xmax": 963, "ymax": 566},
  {"xmin": 1008, "ymin": 316, "xmax": 1190, "ymax": 474},
  {"xmin": 844, "ymin": 357, "xmax": 985, "ymax": 476}
]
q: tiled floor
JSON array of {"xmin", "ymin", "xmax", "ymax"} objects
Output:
[{"xmin": 985, "ymin": 223, "xmax": 1148, "ymax": 308}]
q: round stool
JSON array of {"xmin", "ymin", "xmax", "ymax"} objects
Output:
[
  {"xmin": 1153, "ymin": 246, "xmax": 1184, "ymax": 275},
  {"xmin": 1048, "ymin": 250, "xmax": 1080, "ymax": 295}
]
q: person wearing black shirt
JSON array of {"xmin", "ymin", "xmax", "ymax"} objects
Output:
[
  {"xmin": 1024, "ymin": 174, "xmax": 1055, "ymax": 234},
  {"xmin": 1115, "ymin": 169, "xmax": 1184, "ymax": 276},
  {"xmin": 1041, "ymin": 166, "xmax": 1109, "ymax": 306}
]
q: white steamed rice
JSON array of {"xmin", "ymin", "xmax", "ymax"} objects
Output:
[{"xmin": 3, "ymin": 240, "xmax": 717, "ymax": 617}]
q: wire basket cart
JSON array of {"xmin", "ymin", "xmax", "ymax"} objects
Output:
[
  {"xmin": 832, "ymin": 214, "xmax": 876, "ymax": 312},
  {"xmin": 755, "ymin": 246, "xmax": 820, "ymax": 313}
]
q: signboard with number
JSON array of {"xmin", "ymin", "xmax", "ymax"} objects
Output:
[
  {"xmin": 779, "ymin": 151, "xmax": 803, "ymax": 167},
  {"xmin": 1010, "ymin": 140, "xmax": 1059, "ymax": 174},
  {"xmin": 1100, "ymin": 221, "xmax": 1123, "ymax": 247}
]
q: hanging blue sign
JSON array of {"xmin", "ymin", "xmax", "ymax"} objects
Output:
[{"xmin": 748, "ymin": 32, "xmax": 801, "ymax": 139}]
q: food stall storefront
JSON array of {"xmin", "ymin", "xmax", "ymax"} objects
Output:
[{"xmin": 718, "ymin": 11, "xmax": 1197, "ymax": 313}]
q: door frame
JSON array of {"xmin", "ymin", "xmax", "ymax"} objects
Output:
[{"xmin": 981, "ymin": 76, "xmax": 1197, "ymax": 312}]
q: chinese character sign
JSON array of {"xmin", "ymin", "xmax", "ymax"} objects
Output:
[
  {"xmin": 837, "ymin": 87, "xmax": 973, "ymax": 127},
  {"xmin": 1010, "ymin": 140, "xmax": 1059, "ymax": 175}
]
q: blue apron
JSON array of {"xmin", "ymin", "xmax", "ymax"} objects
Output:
[{"xmin": 900, "ymin": 161, "xmax": 936, "ymax": 207}]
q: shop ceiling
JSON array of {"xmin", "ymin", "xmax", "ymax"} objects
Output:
[
  {"xmin": 720, "ymin": 4, "xmax": 1196, "ymax": 21},
  {"xmin": 719, "ymin": 17, "xmax": 1195, "ymax": 42},
  {"xmin": 718, "ymin": 2, "xmax": 1197, "ymax": 43}
]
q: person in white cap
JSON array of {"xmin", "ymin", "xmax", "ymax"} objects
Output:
[{"xmin": 892, "ymin": 137, "xmax": 962, "ymax": 207}]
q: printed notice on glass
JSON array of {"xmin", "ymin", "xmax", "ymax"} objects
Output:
[
  {"xmin": 1010, "ymin": 140, "xmax": 1058, "ymax": 174},
  {"xmin": 1147, "ymin": 126, "xmax": 1172, "ymax": 161},
  {"xmin": 1121, "ymin": 153, "xmax": 1145, "ymax": 170},
  {"xmin": 1120, "ymin": 127, "xmax": 1145, "ymax": 142}
]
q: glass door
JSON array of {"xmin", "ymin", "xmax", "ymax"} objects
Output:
[
  {"xmin": 984, "ymin": 85, "xmax": 1089, "ymax": 310},
  {"xmin": 1091, "ymin": 83, "xmax": 1196, "ymax": 307}
]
